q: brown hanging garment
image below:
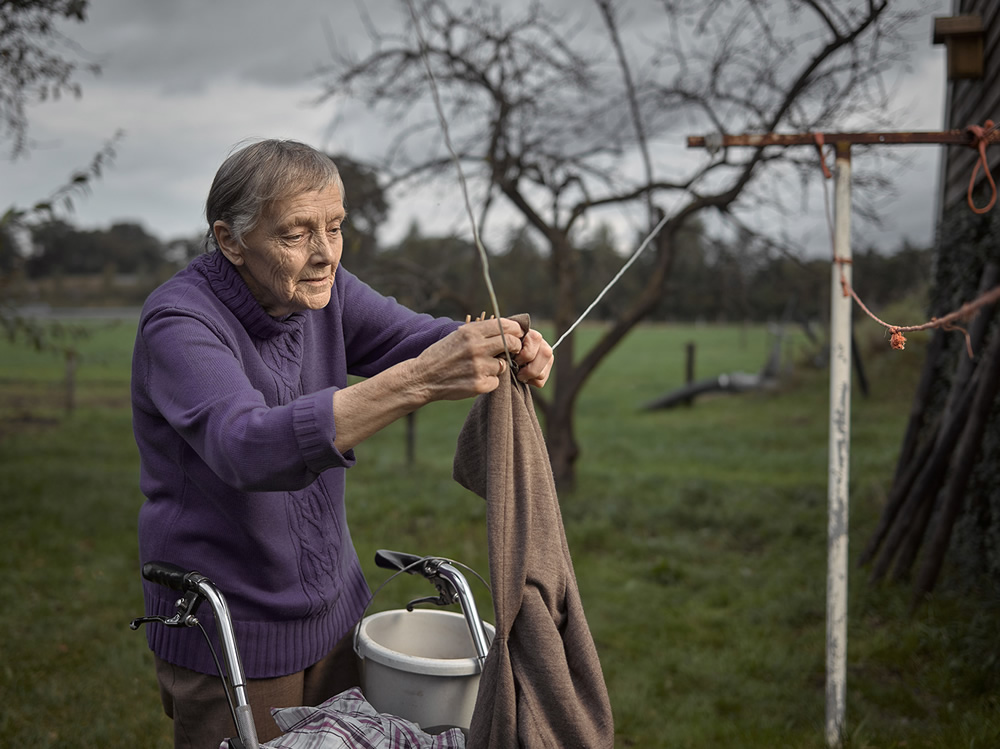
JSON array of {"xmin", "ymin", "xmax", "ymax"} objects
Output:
[{"xmin": 453, "ymin": 315, "xmax": 614, "ymax": 749}]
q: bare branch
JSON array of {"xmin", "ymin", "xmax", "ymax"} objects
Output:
[
  {"xmin": 315, "ymin": 0, "xmax": 925, "ymax": 485},
  {"xmin": 0, "ymin": 0, "xmax": 101, "ymax": 157},
  {"xmin": 595, "ymin": 0, "xmax": 655, "ymax": 228}
]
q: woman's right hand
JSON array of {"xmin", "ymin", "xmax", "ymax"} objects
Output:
[
  {"xmin": 333, "ymin": 317, "xmax": 528, "ymax": 453},
  {"xmin": 412, "ymin": 317, "xmax": 526, "ymax": 401}
]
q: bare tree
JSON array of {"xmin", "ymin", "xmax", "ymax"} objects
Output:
[
  {"xmin": 318, "ymin": 0, "xmax": 920, "ymax": 488},
  {"xmin": 0, "ymin": 0, "xmax": 100, "ymax": 158},
  {"xmin": 1, "ymin": 0, "xmax": 121, "ymax": 402}
]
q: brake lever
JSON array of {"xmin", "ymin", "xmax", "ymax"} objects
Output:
[
  {"xmin": 129, "ymin": 589, "xmax": 204, "ymax": 629},
  {"xmin": 405, "ymin": 594, "xmax": 449, "ymax": 611}
]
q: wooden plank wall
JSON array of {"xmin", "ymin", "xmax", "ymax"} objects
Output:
[{"xmin": 942, "ymin": 0, "xmax": 1000, "ymax": 210}]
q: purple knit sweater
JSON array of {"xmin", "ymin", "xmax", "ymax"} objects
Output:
[{"xmin": 132, "ymin": 250, "xmax": 458, "ymax": 678}]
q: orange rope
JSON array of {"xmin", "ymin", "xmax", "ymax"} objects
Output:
[
  {"xmin": 814, "ymin": 133, "xmax": 832, "ymax": 179},
  {"xmin": 840, "ymin": 271, "xmax": 1000, "ymax": 357},
  {"xmin": 966, "ymin": 120, "xmax": 998, "ymax": 214},
  {"xmin": 831, "ymin": 243, "xmax": 1000, "ymax": 357},
  {"xmin": 815, "ymin": 125, "xmax": 1000, "ymax": 355}
]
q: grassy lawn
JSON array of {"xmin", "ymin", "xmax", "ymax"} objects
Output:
[{"xmin": 0, "ymin": 317, "xmax": 997, "ymax": 747}]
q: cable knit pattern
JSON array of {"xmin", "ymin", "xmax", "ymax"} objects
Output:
[
  {"xmin": 291, "ymin": 481, "xmax": 345, "ymax": 611},
  {"xmin": 133, "ymin": 250, "xmax": 459, "ymax": 678}
]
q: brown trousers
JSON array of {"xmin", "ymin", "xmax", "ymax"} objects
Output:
[{"xmin": 155, "ymin": 628, "xmax": 360, "ymax": 748}]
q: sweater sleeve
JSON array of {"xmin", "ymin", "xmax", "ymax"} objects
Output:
[{"xmin": 136, "ymin": 307, "xmax": 354, "ymax": 492}]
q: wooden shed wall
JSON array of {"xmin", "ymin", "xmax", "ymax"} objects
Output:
[{"xmin": 941, "ymin": 0, "xmax": 1000, "ymax": 210}]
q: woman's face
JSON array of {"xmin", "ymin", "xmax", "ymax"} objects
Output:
[{"xmin": 215, "ymin": 183, "xmax": 345, "ymax": 317}]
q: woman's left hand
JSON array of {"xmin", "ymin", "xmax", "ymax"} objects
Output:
[{"xmin": 514, "ymin": 327, "xmax": 553, "ymax": 387}]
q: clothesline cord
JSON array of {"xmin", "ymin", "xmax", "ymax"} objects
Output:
[
  {"xmin": 551, "ymin": 212, "xmax": 671, "ymax": 351},
  {"xmin": 404, "ymin": 0, "xmax": 672, "ymax": 355},
  {"xmin": 402, "ymin": 0, "xmax": 513, "ymax": 370}
]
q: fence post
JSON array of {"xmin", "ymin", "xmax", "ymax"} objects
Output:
[
  {"xmin": 65, "ymin": 349, "xmax": 78, "ymax": 414},
  {"xmin": 684, "ymin": 342, "xmax": 696, "ymax": 406}
]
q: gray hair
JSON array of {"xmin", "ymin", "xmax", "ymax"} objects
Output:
[{"xmin": 205, "ymin": 139, "xmax": 346, "ymax": 250}]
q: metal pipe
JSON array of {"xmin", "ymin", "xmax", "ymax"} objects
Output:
[
  {"xmin": 437, "ymin": 562, "xmax": 492, "ymax": 664},
  {"xmin": 196, "ymin": 578, "xmax": 260, "ymax": 749},
  {"xmin": 825, "ymin": 143, "xmax": 852, "ymax": 748}
]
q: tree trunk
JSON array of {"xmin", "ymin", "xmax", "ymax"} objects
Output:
[
  {"xmin": 547, "ymin": 231, "xmax": 581, "ymax": 492},
  {"xmin": 547, "ymin": 330, "xmax": 580, "ymax": 492},
  {"xmin": 544, "ymin": 216, "xmax": 682, "ymax": 490},
  {"xmin": 547, "ymin": 389, "xmax": 580, "ymax": 493}
]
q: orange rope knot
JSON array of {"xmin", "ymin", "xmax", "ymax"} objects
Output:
[
  {"xmin": 834, "ymin": 256, "xmax": 852, "ymax": 297},
  {"xmin": 966, "ymin": 119, "xmax": 998, "ymax": 214},
  {"xmin": 814, "ymin": 133, "xmax": 832, "ymax": 179},
  {"xmin": 889, "ymin": 328, "xmax": 906, "ymax": 350}
]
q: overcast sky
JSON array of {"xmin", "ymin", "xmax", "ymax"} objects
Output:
[{"xmin": 1, "ymin": 0, "xmax": 953, "ymax": 253}]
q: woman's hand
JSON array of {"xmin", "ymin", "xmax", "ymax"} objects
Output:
[
  {"xmin": 333, "ymin": 316, "xmax": 553, "ymax": 453},
  {"xmin": 412, "ymin": 318, "xmax": 527, "ymax": 401},
  {"xmin": 415, "ymin": 317, "xmax": 554, "ymax": 398},
  {"xmin": 513, "ymin": 327, "xmax": 553, "ymax": 387}
]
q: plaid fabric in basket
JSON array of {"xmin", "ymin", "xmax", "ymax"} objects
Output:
[{"xmin": 255, "ymin": 687, "xmax": 466, "ymax": 749}]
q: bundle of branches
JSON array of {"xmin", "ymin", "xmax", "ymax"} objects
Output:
[{"xmin": 859, "ymin": 258, "xmax": 1000, "ymax": 606}]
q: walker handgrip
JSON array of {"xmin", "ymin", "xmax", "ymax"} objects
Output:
[
  {"xmin": 375, "ymin": 549, "xmax": 424, "ymax": 574},
  {"xmin": 142, "ymin": 561, "xmax": 195, "ymax": 592}
]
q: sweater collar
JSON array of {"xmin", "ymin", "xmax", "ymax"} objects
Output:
[{"xmin": 197, "ymin": 250, "xmax": 305, "ymax": 339}]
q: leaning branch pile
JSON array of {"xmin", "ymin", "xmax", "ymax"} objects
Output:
[{"xmin": 859, "ymin": 261, "xmax": 1000, "ymax": 605}]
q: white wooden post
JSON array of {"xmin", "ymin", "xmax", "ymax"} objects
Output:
[{"xmin": 826, "ymin": 142, "xmax": 852, "ymax": 747}]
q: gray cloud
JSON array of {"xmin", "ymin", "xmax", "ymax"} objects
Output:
[
  {"xmin": 59, "ymin": 0, "xmax": 398, "ymax": 93},
  {"xmin": 1, "ymin": 0, "xmax": 954, "ymax": 251}
]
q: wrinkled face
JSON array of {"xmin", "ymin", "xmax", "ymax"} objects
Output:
[{"xmin": 215, "ymin": 184, "xmax": 345, "ymax": 317}]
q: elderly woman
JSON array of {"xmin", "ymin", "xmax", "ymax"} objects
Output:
[{"xmin": 131, "ymin": 139, "xmax": 553, "ymax": 747}]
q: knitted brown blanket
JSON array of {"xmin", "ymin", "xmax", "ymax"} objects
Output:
[{"xmin": 453, "ymin": 318, "xmax": 614, "ymax": 749}]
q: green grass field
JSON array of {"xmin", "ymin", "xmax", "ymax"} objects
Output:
[{"xmin": 1, "ymin": 317, "xmax": 997, "ymax": 748}]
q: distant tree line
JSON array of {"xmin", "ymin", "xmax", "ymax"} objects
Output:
[
  {"xmin": 369, "ymin": 219, "xmax": 932, "ymax": 327},
  {"xmin": 9, "ymin": 219, "xmax": 164, "ymax": 277},
  {"xmin": 2, "ymin": 199, "xmax": 931, "ymax": 325}
]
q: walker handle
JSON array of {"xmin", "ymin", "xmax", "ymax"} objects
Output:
[
  {"xmin": 142, "ymin": 560, "xmax": 202, "ymax": 592},
  {"xmin": 375, "ymin": 549, "xmax": 424, "ymax": 573},
  {"xmin": 372, "ymin": 550, "xmax": 492, "ymax": 664}
]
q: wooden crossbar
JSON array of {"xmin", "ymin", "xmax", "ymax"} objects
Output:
[{"xmin": 687, "ymin": 129, "xmax": 998, "ymax": 149}]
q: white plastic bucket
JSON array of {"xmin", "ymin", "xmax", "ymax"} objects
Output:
[{"xmin": 354, "ymin": 608, "xmax": 494, "ymax": 732}]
